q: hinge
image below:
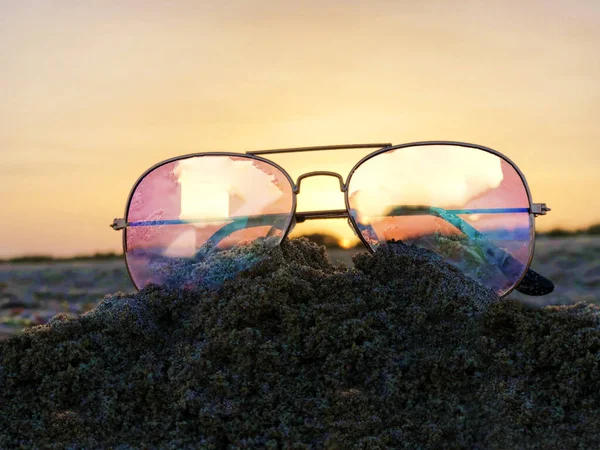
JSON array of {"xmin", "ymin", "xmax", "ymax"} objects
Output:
[
  {"xmin": 531, "ymin": 203, "xmax": 551, "ymax": 217},
  {"xmin": 111, "ymin": 218, "xmax": 126, "ymax": 230}
]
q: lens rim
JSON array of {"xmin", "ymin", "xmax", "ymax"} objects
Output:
[
  {"xmin": 122, "ymin": 152, "xmax": 298, "ymax": 289},
  {"xmin": 344, "ymin": 141, "xmax": 536, "ymax": 297}
]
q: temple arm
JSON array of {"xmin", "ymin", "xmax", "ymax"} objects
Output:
[
  {"xmin": 124, "ymin": 213, "xmax": 290, "ymax": 249},
  {"xmin": 380, "ymin": 206, "xmax": 554, "ymax": 296},
  {"xmin": 115, "ymin": 206, "xmax": 554, "ymax": 296}
]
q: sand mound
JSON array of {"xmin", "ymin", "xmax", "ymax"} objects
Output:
[{"xmin": 1, "ymin": 238, "xmax": 600, "ymax": 449}]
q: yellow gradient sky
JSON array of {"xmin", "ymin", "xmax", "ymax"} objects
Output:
[{"xmin": 1, "ymin": 0, "xmax": 599, "ymax": 257}]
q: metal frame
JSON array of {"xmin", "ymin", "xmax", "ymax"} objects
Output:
[
  {"xmin": 114, "ymin": 152, "xmax": 298, "ymax": 289},
  {"xmin": 344, "ymin": 141, "xmax": 538, "ymax": 297},
  {"xmin": 112, "ymin": 141, "xmax": 551, "ymax": 297},
  {"xmin": 247, "ymin": 143, "xmax": 392, "ymax": 156}
]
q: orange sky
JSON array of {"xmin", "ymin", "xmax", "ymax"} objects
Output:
[{"xmin": 1, "ymin": 0, "xmax": 599, "ymax": 257}]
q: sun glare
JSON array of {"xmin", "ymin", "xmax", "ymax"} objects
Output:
[{"xmin": 180, "ymin": 182, "xmax": 230, "ymax": 222}]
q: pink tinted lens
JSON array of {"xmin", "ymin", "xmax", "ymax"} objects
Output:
[
  {"xmin": 125, "ymin": 155, "xmax": 294, "ymax": 289},
  {"xmin": 347, "ymin": 144, "xmax": 533, "ymax": 296}
]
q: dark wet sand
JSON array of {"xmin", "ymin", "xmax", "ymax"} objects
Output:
[{"xmin": 2, "ymin": 238, "xmax": 600, "ymax": 448}]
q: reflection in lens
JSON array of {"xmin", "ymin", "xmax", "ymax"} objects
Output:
[
  {"xmin": 125, "ymin": 155, "xmax": 294, "ymax": 289},
  {"xmin": 347, "ymin": 144, "xmax": 533, "ymax": 296}
]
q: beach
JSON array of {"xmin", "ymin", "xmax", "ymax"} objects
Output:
[
  {"xmin": 1, "ymin": 237, "xmax": 600, "ymax": 447},
  {"xmin": 1, "ymin": 236, "xmax": 598, "ymax": 340}
]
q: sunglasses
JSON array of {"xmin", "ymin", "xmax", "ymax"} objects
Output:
[{"xmin": 110, "ymin": 141, "xmax": 554, "ymax": 298}]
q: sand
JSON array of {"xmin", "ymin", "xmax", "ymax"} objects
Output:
[{"xmin": 1, "ymin": 238, "xmax": 600, "ymax": 449}]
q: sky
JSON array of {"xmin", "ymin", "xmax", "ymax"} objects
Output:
[{"xmin": 1, "ymin": 0, "xmax": 599, "ymax": 257}]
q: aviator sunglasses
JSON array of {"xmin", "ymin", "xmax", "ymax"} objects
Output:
[{"xmin": 111, "ymin": 141, "xmax": 554, "ymax": 298}]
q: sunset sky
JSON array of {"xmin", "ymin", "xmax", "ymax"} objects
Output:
[{"xmin": 1, "ymin": 0, "xmax": 599, "ymax": 257}]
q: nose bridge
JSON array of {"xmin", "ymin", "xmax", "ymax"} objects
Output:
[{"xmin": 295, "ymin": 171, "xmax": 346, "ymax": 194}]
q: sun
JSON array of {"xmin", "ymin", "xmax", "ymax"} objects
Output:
[{"xmin": 339, "ymin": 238, "xmax": 353, "ymax": 249}]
